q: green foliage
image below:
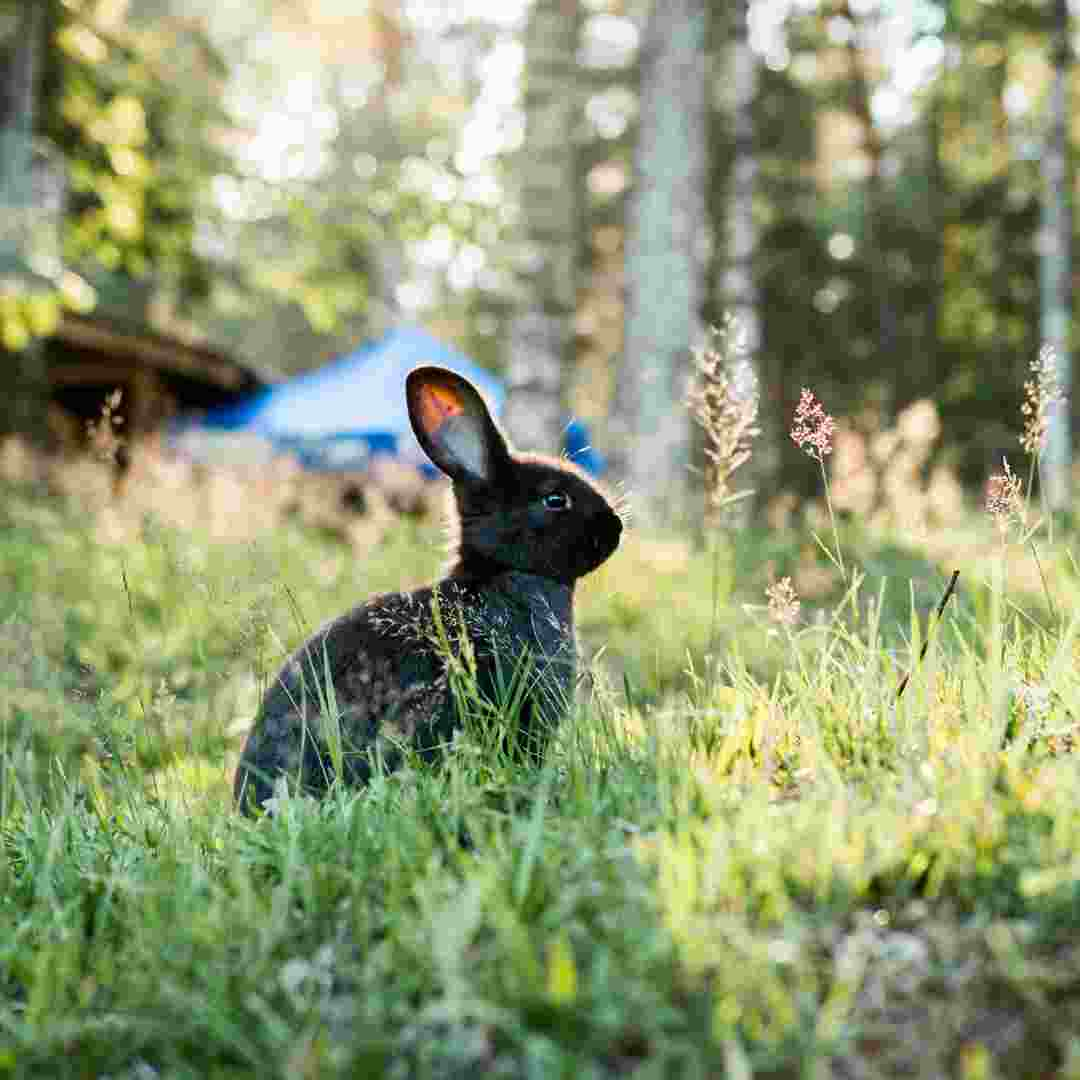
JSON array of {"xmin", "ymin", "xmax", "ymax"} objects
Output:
[
  {"xmin": 0, "ymin": 287, "xmax": 64, "ymax": 352},
  {"xmin": 0, "ymin": 0, "xmax": 235, "ymax": 382},
  {"xmin": 4, "ymin": 475, "xmax": 1080, "ymax": 1074},
  {"xmin": 34, "ymin": 0, "xmax": 231, "ymax": 303},
  {"xmin": 704, "ymin": 0, "xmax": 1074, "ymax": 493}
]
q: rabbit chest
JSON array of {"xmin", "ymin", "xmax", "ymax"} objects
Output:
[
  {"xmin": 432, "ymin": 571, "xmax": 576, "ymax": 761},
  {"xmin": 452, "ymin": 571, "xmax": 576, "ymax": 698}
]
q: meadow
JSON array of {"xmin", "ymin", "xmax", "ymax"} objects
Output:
[{"xmin": 2, "ymin": 430, "xmax": 1080, "ymax": 1078}]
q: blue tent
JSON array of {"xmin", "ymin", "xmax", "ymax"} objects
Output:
[
  {"xmin": 175, "ymin": 325, "xmax": 605, "ymax": 476},
  {"xmin": 178, "ymin": 326, "xmax": 502, "ymax": 473}
]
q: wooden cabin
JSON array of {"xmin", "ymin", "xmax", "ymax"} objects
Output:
[{"xmin": 46, "ymin": 311, "xmax": 264, "ymax": 447}]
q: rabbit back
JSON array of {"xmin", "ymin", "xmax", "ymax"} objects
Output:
[{"xmin": 233, "ymin": 587, "xmax": 446, "ymax": 810}]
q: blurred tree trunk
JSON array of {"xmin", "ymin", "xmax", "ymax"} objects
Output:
[
  {"xmin": 838, "ymin": 0, "xmax": 896, "ymax": 397},
  {"xmin": 923, "ymin": 0, "xmax": 956, "ymax": 401},
  {"xmin": 719, "ymin": 0, "xmax": 764, "ymax": 509},
  {"xmin": 618, "ymin": 0, "xmax": 707, "ymax": 523},
  {"xmin": 1040, "ymin": 0, "xmax": 1071, "ymax": 512},
  {"xmin": 722, "ymin": 0, "xmax": 758, "ymax": 371},
  {"xmin": 0, "ymin": 3, "xmax": 39, "ymax": 203},
  {"xmin": 924, "ymin": 86, "xmax": 944, "ymax": 394},
  {"xmin": 0, "ymin": 1, "xmax": 50, "ymax": 445},
  {"xmin": 989, "ymin": 38, "xmax": 1010, "ymax": 402},
  {"xmin": 360, "ymin": 0, "xmax": 408, "ymax": 331},
  {"xmin": 502, "ymin": 0, "xmax": 581, "ymax": 454}
]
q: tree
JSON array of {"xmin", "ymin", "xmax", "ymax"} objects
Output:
[
  {"xmin": 836, "ymin": 0, "xmax": 897, "ymax": 381},
  {"xmin": 501, "ymin": 0, "xmax": 581, "ymax": 454},
  {"xmin": 0, "ymin": 4, "xmax": 42, "ymax": 209},
  {"xmin": 1040, "ymin": 0, "xmax": 1071, "ymax": 512},
  {"xmin": 717, "ymin": 0, "xmax": 762, "ymax": 500},
  {"xmin": 0, "ymin": 2, "xmax": 51, "ymax": 442},
  {"xmin": 618, "ymin": 0, "xmax": 707, "ymax": 522},
  {"xmin": 0, "ymin": 0, "xmax": 233, "ymax": 350},
  {"xmin": 40, "ymin": 1, "xmax": 232, "ymax": 307}
]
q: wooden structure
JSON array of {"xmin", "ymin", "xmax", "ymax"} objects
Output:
[{"xmin": 45, "ymin": 311, "xmax": 265, "ymax": 448}]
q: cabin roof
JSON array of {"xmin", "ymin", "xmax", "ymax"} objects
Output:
[{"xmin": 50, "ymin": 312, "xmax": 268, "ymax": 401}]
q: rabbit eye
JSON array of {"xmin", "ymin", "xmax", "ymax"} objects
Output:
[{"xmin": 543, "ymin": 491, "xmax": 572, "ymax": 511}]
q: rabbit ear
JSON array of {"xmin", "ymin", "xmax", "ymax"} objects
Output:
[{"xmin": 406, "ymin": 366, "xmax": 511, "ymax": 485}]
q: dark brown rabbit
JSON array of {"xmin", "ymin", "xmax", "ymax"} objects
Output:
[{"xmin": 234, "ymin": 365, "xmax": 622, "ymax": 811}]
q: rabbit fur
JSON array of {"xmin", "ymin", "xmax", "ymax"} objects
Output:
[{"xmin": 234, "ymin": 365, "xmax": 622, "ymax": 811}]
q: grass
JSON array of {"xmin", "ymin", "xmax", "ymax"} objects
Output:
[{"xmin": 3, "ymin": 473, "xmax": 1080, "ymax": 1077}]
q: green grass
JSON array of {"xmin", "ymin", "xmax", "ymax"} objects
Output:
[{"xmin": 3, "ymin": 477, "xmax": 1080, "ymax": 1077}]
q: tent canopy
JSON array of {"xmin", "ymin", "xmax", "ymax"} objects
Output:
[
  {"xmin": 180, "ymin": 326, "xmax": 504, "ymax": 472},
  {"xmin": 174, "ymin": 325, "xmax": 605, "ymax": 476}
]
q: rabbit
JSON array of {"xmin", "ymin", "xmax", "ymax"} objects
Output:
[{"xmin": 234, "ymin": 365, "xmax": 623, "ymax": 812}]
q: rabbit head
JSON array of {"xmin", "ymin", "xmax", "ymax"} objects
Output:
[{"xmin": 406, "ymin": 366, "xmax": 622, "ymax": 585}]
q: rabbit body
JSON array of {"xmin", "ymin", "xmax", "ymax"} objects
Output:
[
  {"xmin": 235, "ymin": 571, "xmax": 574, "ymax": 809},
  {"xmin": 234, "ymin": 366, "xmax": 621, "ymax": 811}
]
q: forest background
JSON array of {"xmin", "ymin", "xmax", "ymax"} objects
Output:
[{"xmin": 2, "ymin": 0, "xmax": 1076, "ymax": 524}]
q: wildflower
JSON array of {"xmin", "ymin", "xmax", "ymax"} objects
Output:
[
  {"xmin": 1021, "ymin": 346, "xmax": 1063, "ymax": 456},
  {"xmin": 790, "ymin": 388, "xmax": 835, "ymax": 461},
  {"xmin": 687, "ymin": 317, "xmax": 760, "ymax": 511},
  {"xmin": 986, "ymin": 458, "xmax": 1024, "ymax": 534},
  {"xmin": 766, "ymin": 576, "xmax": 800, "ymax": 628}
]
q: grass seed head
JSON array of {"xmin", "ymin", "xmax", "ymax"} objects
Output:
[
  {"xmin": 1020, "ymin": 345, "xmax": 1063, "ymax": 456},
  {"xmin": 986, "ymin": 457, "xmax": 1024, "ymax": 535},
  {"xmin": 686, "ymin": 317, "xmax": 760, "ymax": 513}
]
